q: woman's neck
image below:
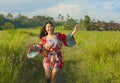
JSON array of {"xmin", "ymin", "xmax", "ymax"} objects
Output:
[{"xmin": 47, "ymin": 33, "xmax": 54, "ymax": 37}]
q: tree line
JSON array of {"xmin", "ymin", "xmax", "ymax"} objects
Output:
[{"xmin": 0, "ymin": 13, "xmax": 120, "ymax": 31}]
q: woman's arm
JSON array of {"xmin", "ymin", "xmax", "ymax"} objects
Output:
[
  {"xmin": 27, "ymin": 42, "xmax": 43, "ymax": 58},
  {"xmin": 71, "ymin": 24, "xmax": 80, "ymax": 36},
  {"xmin": 57, "ymin": 24, "xmax": 80, "ymax": 47}
]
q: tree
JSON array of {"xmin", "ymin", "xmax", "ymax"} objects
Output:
[
  {"xmin": 110, "ymin": 20, "xmax": 114, "ymax": 23},
  {"xmin": 0, "ymin": 25, "xmax": 3, "ymax": 30},
  {"xmin": 63, "ymin": 18, "xmax": 76, "ymax": 30},
  {"xmin": 3, "ymin": 22, "xmax": 15, "ymax": 30},
  {"xmin": 66, "ymin": 14, "xmax": 70, "ymax": 20},
  {"xmin": 57, "ymin": 13, "xmax": 61, "ymax": 19},
  {"xmin": 82, "ymin": 15, "xmax": 91, "ymax": 30},
  {"xmin": 6, "ymin": 13, "xmax": 13, "ymax": 20},
  {"xmin": 14, "ymin": 14, "xmax": 29, "ymax": 27},
  {"xmin": 0, "ymin": 14, "xmax": 5, "ymax": 25},
  {"xmin": 31, "ymin": 15, "xmax": 54, "ymax": 27},
  {"xmin": 57, "ymin": 13, "xmax": 64, "ymax": 21}
]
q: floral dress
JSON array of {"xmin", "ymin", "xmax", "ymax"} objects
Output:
[{"xmin": 28, "ymin": 32, "xmax": 76, "ymax": 70}]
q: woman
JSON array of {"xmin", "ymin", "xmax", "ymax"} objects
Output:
[{"xmin": 27, "ymin": 21, "xmax": 79, "ymax": 83}]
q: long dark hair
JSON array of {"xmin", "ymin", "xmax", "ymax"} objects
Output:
[{"xmin": 39, "ymin": 21, "xmax": 54, "ymax": 39}]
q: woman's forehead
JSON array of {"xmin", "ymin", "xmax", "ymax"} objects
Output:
[{"xmin": 46, "ymin": 23, "xmax": 52, "ymax": 26}]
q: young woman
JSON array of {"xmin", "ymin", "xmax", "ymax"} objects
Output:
[{"xmin": 27, "ymin": 21, "xmax": 79, "ymax": 83}]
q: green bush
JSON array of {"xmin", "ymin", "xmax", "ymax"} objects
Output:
[{"xmin": 3, "ymin": 22, "xmax": 15, "ymax": 30}]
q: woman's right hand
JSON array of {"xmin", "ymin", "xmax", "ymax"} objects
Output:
[{"xmin": 27, "ymin": 44, "xmax": 34, "ymax": 58}]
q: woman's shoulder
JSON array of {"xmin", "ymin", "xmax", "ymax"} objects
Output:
[
  {"xmin": 55, "ymin": 32, "xmax": 63, "ymax": 35},
  {"xmin": 41, "ymin": 36, "xmax": 46, "ymax": 39},
  {"xmin": 55, "ymin": 32, "xmax": 66, "ymax": 39},
  {"xmin": 41, "ymin": 36, "xmax": 47, "ymax": 44},
  {"xmin": 55, "ymin": 32, "xmax": 61, "ymax": 37}
]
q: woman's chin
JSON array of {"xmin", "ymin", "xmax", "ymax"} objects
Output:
[{"xmin": 48, "ymin": 31, "xmax": 53, "ymax": 34}]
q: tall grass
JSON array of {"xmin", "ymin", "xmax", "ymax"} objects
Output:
[
  {"xmin": 61, "ymin": 31, "xmax": 120, "ymax": 83},
  {"xmin": 0, "ymin": 28, "xmax": 120, "ymax": 83}
]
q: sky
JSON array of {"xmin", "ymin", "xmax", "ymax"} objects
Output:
[{"xmin": 0, "ymin": 0, "xmax": 120, "ymax": 23}]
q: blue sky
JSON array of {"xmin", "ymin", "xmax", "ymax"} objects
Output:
[{"xmin": 0, "ymin": 0, "xmax": 120, "ymax": 23}]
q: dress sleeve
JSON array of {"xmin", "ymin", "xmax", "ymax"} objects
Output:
[
  {"xmin": 57, "ymin": 32, "xmax": 76, "ymax": 47},
  {"xmin": 27, "ymin": 42, "xmax": 43, "ymax": 58}
]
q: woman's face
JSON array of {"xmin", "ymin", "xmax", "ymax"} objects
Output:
[{"xmin": 45, "ymin": 23, "xmax": 54, "ymax": 34}]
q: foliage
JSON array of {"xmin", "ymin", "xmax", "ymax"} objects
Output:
[
  {"xmin": 0, "ymin": 14, "xmax": 5, "ymax": 25},
  {"xmin": 80, "ymin": 15, "xmax": 91, "ymax": 30},
  {"xmin": 57, "ymin": 14, "xmax": 77, "ymax": 29},
  {"xmin": 0, "ymin": 13, "xmax": 120, "ymax": 31},
  {"xmin": 3, "ymin": 22, "xmax": 15, "ymax": 30},
  {"xmin": 63, "ymin": 18, "xmax": 77, "ymax": 30}
]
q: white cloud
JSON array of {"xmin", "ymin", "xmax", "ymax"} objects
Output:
[
  {"xmin": 23, "ymin": 1, "xmax": 120, "ymax": 23},
  {"xmin": 25, "ymin": 3, "xmax": 83, "ymax": 18},
  {"xmin": 85, "ymin": 11, "xmax": 120, "ymax": 23},
  {"xmin": 0, "ymin": 0, "xmax": 120, "ymax": 23}
]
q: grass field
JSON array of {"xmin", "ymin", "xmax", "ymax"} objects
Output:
[{"xmin": 0, "ymin": 28, "xmax": 120, "ymax": 83}]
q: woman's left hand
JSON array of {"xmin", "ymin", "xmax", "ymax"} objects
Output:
[
  {"xmin": 74, "ymin": 24, "xmax": 80, "ymax": 32},
  {"xmin": 71, "ymin": 24, "xmax": 80, "ymax": 36}
]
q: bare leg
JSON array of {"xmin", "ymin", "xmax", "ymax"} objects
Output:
[
  {"xmin": 45, "ymin": 69, "xmax": 52, "ymax": 83},
  {"xmin": 51, "ymin": 68, "xmax": 58, "ymax": 83}
]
